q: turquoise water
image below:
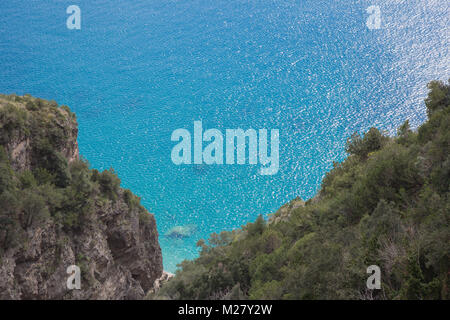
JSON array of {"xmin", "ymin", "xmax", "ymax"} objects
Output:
[{"xmin": 0, "ymin": 0, "xmax": 448, "ymax": 272}]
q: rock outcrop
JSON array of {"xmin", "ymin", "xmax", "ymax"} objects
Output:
[
  {"xmin": 164, "ymin": 224, "xmax": 197, "ymax": 239},
  {"xmin": 0, "ymin": 94, "xmax": 163, "ymax": 299}
]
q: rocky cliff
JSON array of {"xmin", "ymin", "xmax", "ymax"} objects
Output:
[{"xmin": 0, "ymin": 94, "xmax": 163, "ymax": 299}]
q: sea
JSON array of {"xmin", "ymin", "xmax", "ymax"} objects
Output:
[{"xmin": 0, "ymin": 0, "xmax": 448, "ymax": 272}]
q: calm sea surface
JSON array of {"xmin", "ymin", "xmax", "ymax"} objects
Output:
[{"xmin": 0, "ymin": 0, "xmax": 448, "ymax": 271}]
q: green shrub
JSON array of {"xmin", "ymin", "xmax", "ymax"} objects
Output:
[
  {"xmin": 346, "ymin": 127, "xmax": 388, "ymax": 160},
  {"xmin": 33, "ymin": 167, "xmax": 55, "ymax": 185},
  {"xmin": 33, "ymin": 138, "xmax": 70, "ymax": 187},
  {"xmin": 19, "ymin": 170, "xmax": 37, "ymax": 189},
  {"xmin": 0, "ymin": 103, "xmax": 28, "ymax": 143},
  {"xmin": 20, "ymin": 190, "xmax": 49, "ymax": 228},
  {"xmin": 96, "ymin": 168, "xmax": 121, "ymax": 200}
]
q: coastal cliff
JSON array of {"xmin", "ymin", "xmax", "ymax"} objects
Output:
[
  {"xmin": 154, "ymin": 80, "xmax": 449, "ymax": 300},
  {"xmin": 0, "ymin": 94, "xmax": 163, "ymax": 299}
]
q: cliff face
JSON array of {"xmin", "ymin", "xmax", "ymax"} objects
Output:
[{"xmin": 0, "ymin": 94, "xmax": 163, "ymax": 299}]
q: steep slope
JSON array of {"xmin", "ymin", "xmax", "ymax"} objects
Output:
[
  {"xmin": 154, "ymin": 80, "xmax": 449, "ymax": 300},
  {"xmin": 0, "ymin": 95, "xmax": 163, "ymax": 299}
]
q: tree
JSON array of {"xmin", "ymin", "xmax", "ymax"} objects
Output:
[
  {"xmin": 247, "ymin": 214, "xmax": 266, "ymax": 237},
  {"xmin": 96, "ymin": 168, "xmax": 121, "ymax": 200},
  {"xmin": 21, "ymin": 190, "xmax": 48, "ymax": 228},
  {"xmin": 346, "ymin": 128, "xmax": 388, "ymax": 159},
  {"xmin": 425, "ymin": 80, "xmax": 450, "ymax": 117}
]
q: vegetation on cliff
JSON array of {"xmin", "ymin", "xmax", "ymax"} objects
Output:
[
  {"xmin": 154, "ymin": 80, "xmax": 449, "ymax": 300},
  {"xmin": 0, "ymin": 95, "xmax": 162, "ymax": 299}
]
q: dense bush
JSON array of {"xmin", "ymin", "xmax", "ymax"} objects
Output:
[{"xmin": 0, "ymin": 103, "xmax": 29, "ymax": 144}]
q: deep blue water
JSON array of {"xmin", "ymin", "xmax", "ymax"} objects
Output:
[{"xmin": 0, "ymin": 0, "xmax": 448, "ymax": 272}]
